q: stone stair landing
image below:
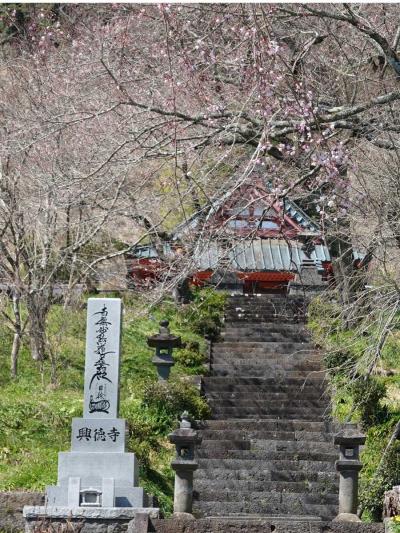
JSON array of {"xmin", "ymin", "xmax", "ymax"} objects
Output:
[{"xmin": 193, "ymin": 294, "xmax": 339, "ymax": 525}]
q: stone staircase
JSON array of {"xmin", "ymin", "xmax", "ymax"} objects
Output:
[
  {"xmin": 149, "ymin": 293, "xmax": 384, "ymax": 531},
  {"xmin": 192, "ymin": 294, "xmax": 339, "ymax": 528}
]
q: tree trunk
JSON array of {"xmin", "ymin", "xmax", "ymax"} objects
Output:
[
  {"xmin": 10, "ymin": 331, "xmax": 21, "ymax": 378},
  {"xmin": 10, "ymin": 291, "xmax": 22, "ymax": 378},
  {"xmin": 26, "ymin": 292, "xmax": 50, "ymax": 362}
]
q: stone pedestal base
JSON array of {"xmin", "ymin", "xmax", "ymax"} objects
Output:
[
  {"xmin": 23, "ymin": 506, "xmax": 159, "ymax": 533},
  {"xmin": 333, "ymin": 513, "xmax": 362, "ymax": 522}
]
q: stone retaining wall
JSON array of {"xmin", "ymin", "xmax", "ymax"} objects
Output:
[
  {"xmin": 0, "ymin": 492, "xmax": 44, "ymax": 532},
  {"xmin": 149, "ymin": 518, "xmax": 385, "ymax": 533}
]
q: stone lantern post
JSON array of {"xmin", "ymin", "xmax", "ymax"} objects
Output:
[
  {"xmin": 334, "ymin": 423, "xmax": 366, "ymax": 521},
  {"xmin": 147, "ymin": 320, "xmax": 181, "ymax": 380},
  {"xmin": 169, "ymin": 412, "xmax": 202, "ymax": 515}
]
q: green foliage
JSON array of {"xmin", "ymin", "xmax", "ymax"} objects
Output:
[
  {"xmin": 308, "ymin": 295, "xmax": 400, "ymax": 522},
  {"xmin": 387, "ymin": 520, "xmax": 400, "ymax": 533},
  {"xmin": 142, "ymin": 379, "xmax": 210, "ymax": 423},
  {"xmin": 174, "ymin": 347, "xmax": 205, "ymax": 369},
  {"xmin": 0, "ymin": 288, "xmax": 224, "ymax": 517},
  {"xmin": 189, "ymin": 288, "xmax": 227, "ymax": 340},
  {"xmin": 359, "ymin": 420, "xmax": 400, "ymax": 522},
  {"xmin": 352, "ymin": 377, "xmax": 389, "ymax": 429},
  {"xmin": 323, "ymin": 349, "xmax": 356, "ymax": 379}
]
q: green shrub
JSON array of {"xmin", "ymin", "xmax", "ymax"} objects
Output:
[
  {"xmin": 352, "ymin": 377, "xmax": 389, "ymax": 429},
  {"xmin": 191, "ymin": 316, "xmax": 220, "ymax": 339},
  {"xmin": 142, "ymin": 379, "xmax": 210, "ymax": 422},
  {"xmin": 323, "ymin": 349, "xmax": 356, "ymax": 378},
  {"xmin": 387, "ymin": 520, "xmax": 400, "ymax": 533},
  {"xmin": 360, "ymin": 421, "xmax": 400, "ymax": 522},
  {"xmin": 188, "ymin": 288, "xmax": 226, "ymax": 340},
  {"xmin": 174, "ymin": 348, "xmax": 204, "ymax": 368}
]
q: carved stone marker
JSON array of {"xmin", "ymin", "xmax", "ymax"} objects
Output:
[
  {"xmin": 24, "ymin": 298, "xmax": 158, "ymax": 531},
  {"xmin": 83, "ymin": 299, "xmax": 121, "ymax": 419},
  {"xmin": 384, "ymin": 486, "xmax": 400, "ymax": 519}
]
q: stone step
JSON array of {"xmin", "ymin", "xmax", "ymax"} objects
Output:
[
  {"xmin": 209, "ymin": 409, "xmax": 329, "ymax": 420},
  {"xmin": 194, "ymin": 479, "xmax": 338, "ymax": 493},
  {"xmin": 207, "ymin": 398, "xmax": 329, "ymax": 410},
  {"xmin": 210, "ymin": 362, "xmax": 323, "ymax": 373},
  {"xmin": 197, "ymin": 459, "xmax": 336, "ymax": 472},
  {"xmin": 225, "ymin": 311, "xmax": 304, "ymax": 316},
  {"xmin": 200, "ymin": 419, "xmax": 334, "ymax": 432},
  {"xmin": 211, "ymin": 350, "xmax": 320, "ymax": 360},
  {"xmin": 226, "ymin": 300, "xmax": 301, "ymax": 306},
  {"xmin": 213, "ymin": 347, "xmax": 316, "ymax": 357},
  {"xmin": 224, "ymin": 321, "xmax": 309, "ymax": 333},
  {"xmin": 214, "ymin": 340, "xmax": 315, "ymax": 348},
  {"xmin": 205, "ymin": 391, "xmax": 329, "ymax": 401},
  {"xmin": 202, "ymin": 377, "xmax": 327, "ymax": 390},
  {"xmin": 200, "ymin": 439, "xmax": 336, "ymax": 455},
  {"xmin": 194, "ymin": 468, "xmax": 337, "ymax": 483},
  {"xmin": 196, "ymin": 449, "xmax": 337, "ymax": 462},
  {"xmin": 211, "ymin": 367, "xmax": 325, "ymax": 379},
  {"xmin": 204, "ymin": 387, "xmax": 327, "ymax": 397},
  {"xmin": 221, "ymin": 335, "xmax": 311, "ymax": 343},
  {"xmin": 224, "ymin": 312, "xmax": 304, "ymax": 320},
  {"xmin": 226, "ymin": 302, "xmax": 304, "ymax": 309},
  {"xmin": 193, "ymin": 500, "xmax": 337, "ymax": 521},
  {"xmin": 199, "ymin": 439, "xmax": 251, "ymax": 450},
  {"xmin": 212, "ymin": 348, "xmax": 318, "ymax": 357},
  {"xmin": 194, "ymin": 489, "xmax": 338, "ymax": 505},
  {"xmin": 200, "ymin": 430, "xmax": 335, "ymax": 442}
]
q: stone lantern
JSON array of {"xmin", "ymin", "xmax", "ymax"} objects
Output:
[
  {"xmin": 334, "ymin": 423, "xmax": 366, "ymax": 521},
  {"xmin": 147, "ymin": 320, "xmax": 181, "ymax": 380},
  {"xmin": 168, "ymin": 412, "xmax": 202, "ymax": 515}
]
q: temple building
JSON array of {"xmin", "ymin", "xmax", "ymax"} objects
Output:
[{"xmin": 127, "ymin": 180, "xmax": 332, "ymax": 295}]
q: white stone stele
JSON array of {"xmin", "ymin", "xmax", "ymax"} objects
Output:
[
  {"xmin": 83, "ymin": 298, "xmax": 122, "ymax": 419},
  {"xmin": 26, "ymin": 297, "xmax": 152, "ymax": 519},
  {"xmin": 23, "ymin": 506, "xmax": 159, "ymax": 519}
]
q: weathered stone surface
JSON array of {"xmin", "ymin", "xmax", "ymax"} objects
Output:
[
  {"xmin": 0, "ymin": 492, "xmax": 44, "ymax": 533},
  {"xmin": 322, "ymin": 523, "xmax": 385, "ymax": 532},
  {"xmin": 150, "ymin": 517, "xmax": 322, "ymax": 533},
  {"xmin": 24, "ymin": 506, "xmax": 159, "ymax": 519},
  {"xmin": 383, "ymin": 486, "xmax": 400, "ymax": 519},
  {"xmin": 24, "ymin": 507, "xmax": 159, "ymax": 533},
  {"xmin": 333, "ymin": 513, "xmax": 361, "ymax": 522},
  {"xmin": 127, "ymin": 512, "xmax": 149, "ymax": 533},
  {"xmin": 25, "ymin": 518, "xmax": 137, "ymax": 533},
  {"xmin": 149, "ymin": 518, "xmax": 385, "ymax": 533}
]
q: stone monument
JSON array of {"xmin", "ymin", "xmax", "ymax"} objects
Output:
[
  {"xmin": 333, "ymin": 423, "xmax": 366, "ymax": 522},
  {"xmin": 288, "ymin": 258, "xmax": 327, "ymax": 296},
  {"xmin": 24, "ymin": 298, "xmax": 158, "ymax": 531}
]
